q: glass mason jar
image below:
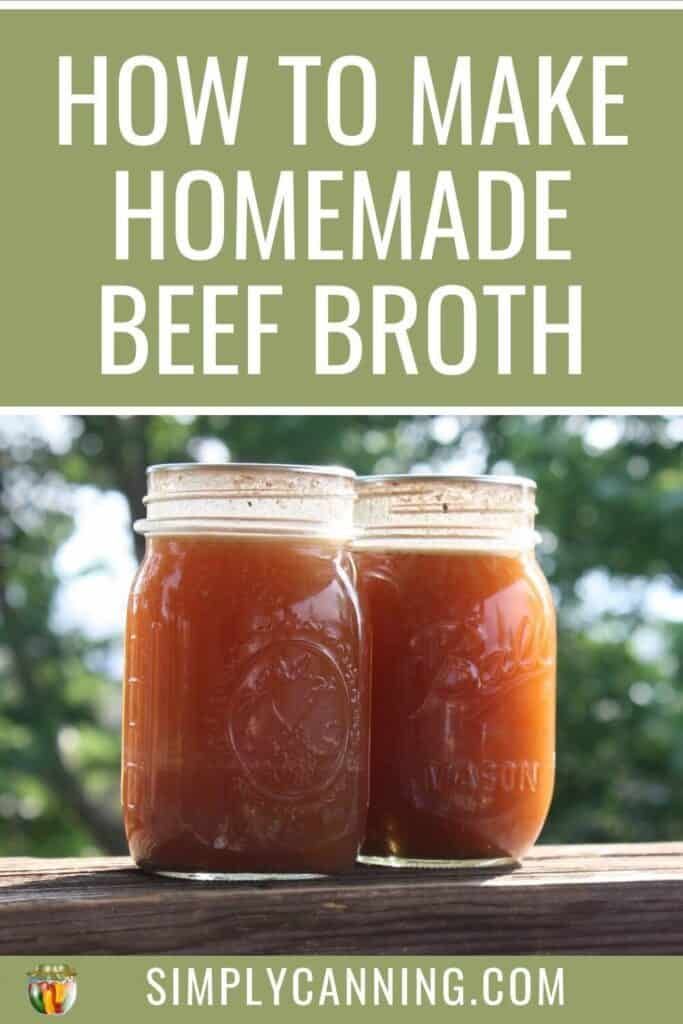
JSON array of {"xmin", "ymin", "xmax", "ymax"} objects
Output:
[
  {"xmin": 122, "ymin": 464, "xmax": 369, "ymax": 878},
  {"xmin": 354, "ymin": 475, "xmax": 556, "ymax": 867}
]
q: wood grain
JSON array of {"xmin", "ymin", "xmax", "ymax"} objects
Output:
[{"xmin": 2, "ymin": 843, "xmax": 683, "ymax": 954}]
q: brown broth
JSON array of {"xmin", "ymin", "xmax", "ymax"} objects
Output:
[
  {"xmin": 358, "ymin": 549, "xmax": 556, "ymax": 862},
  {"xmin": 123, "ymin": 534, "xmax": 369, "ymax": 874}
]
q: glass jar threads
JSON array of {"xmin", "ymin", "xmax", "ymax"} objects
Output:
[
  {"xmin": 122, "ymin": 464, "xmax": 369, "ymax": 878},
  {"xmin": 354, "ymin": 475, "xmax": 556, "ymax": 867}
]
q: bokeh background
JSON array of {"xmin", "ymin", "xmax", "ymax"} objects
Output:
[{"xmin": 0, "ymin": 414, "xmax": 682, "ymax": 856}]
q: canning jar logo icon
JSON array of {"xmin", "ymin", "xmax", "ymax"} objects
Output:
[{"xmin": 27, "ymin": 964, "xmax": 77, "ymax": 1015}]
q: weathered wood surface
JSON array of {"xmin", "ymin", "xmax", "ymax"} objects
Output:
[{"xmin": 2, "ymin": 843, "xmax": 683, "ymax": 955}]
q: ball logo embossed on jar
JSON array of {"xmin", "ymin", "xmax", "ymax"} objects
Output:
[
  {"xmin": 229, "ymin": 638, "xmax": 352, "ymax": 801},
  {"xmin": 400, "ymin": 604, "xmax": 554, "ymax": 814}
]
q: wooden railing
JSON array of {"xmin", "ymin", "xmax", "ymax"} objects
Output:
[{"xmin": 2, "ymin": 843, "xmax": 682, "ymax": 954}]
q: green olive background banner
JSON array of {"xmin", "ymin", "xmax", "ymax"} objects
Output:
[
  {"xmin": 0, "ymin": 7, "xmax": 682, "ymax": 407},
  {"xmin": 1, "ymin": 956, "xmax": 682, "ymax": 1020}
]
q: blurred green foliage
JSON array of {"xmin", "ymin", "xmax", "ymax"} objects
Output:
[{"xmin": 0, "ymin": 415, "xmax": 681, "ymax": 855}]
